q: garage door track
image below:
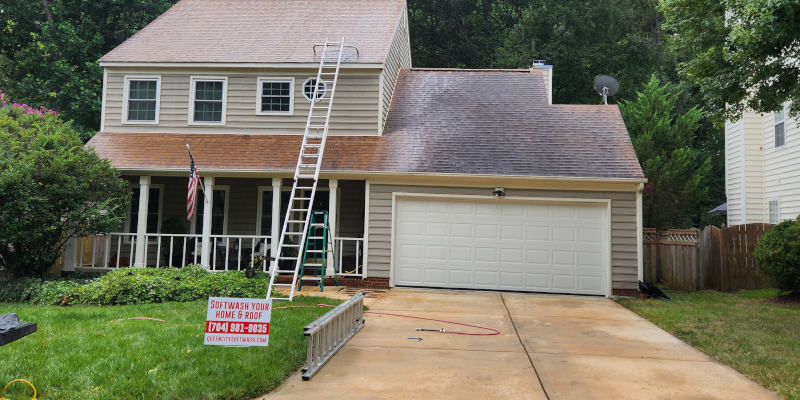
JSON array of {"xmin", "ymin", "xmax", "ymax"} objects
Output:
[{"xmin": 266, "ymin": 288, "xmax": 779, "ymax": 400}]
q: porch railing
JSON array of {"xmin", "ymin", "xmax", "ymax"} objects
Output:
[
  {"xmin": 334, "ymin": 237, "xmax": 364, "ymax": 277},
  {"xmin": 75, "ymin": 233, "xmax": 362, "ymax": 275},
  {"xmin": 75, "ymin": 233, "xmax": 271, "ymax": 271}
]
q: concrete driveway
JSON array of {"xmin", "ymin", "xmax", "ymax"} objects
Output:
[{"xmin": 266, "ymin": 288, "xmax": 779, "ymax": 400}]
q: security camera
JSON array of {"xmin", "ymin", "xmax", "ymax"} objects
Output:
[{"xmin": 492, "ymin": 187, "xmax": 506, "ymax": 197}]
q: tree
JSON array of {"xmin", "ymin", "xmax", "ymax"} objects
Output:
[
  {"xmin": 619, "ymin": 75, "xmax": 712, "ymax": 229},
  {"xmin": 0, "ymin": 103, "xmax": 129, "ymax": 276},
  {"xmin": 0, "ymin": 0, "xmax": 177, "ymax": 135},
  {"xmin": 661, "ymin": 0, "xmax": 800, "ymax": 122}
]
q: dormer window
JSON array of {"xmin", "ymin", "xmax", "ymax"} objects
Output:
[
  {"xmin": 122, "ymin": 76, "xmax": 160, "ymax": 124},
  {"xmin": 257, "ymin": 78, "xmax": 294, "ymax": 115},
  {"xmin": 189, "ymin": 77, "xmax": 227, "ymax": 124},
  {"xmin": 774, "ymin": 108, "xmax": 785, "ymax": 148},
  {"xmin": 303, "ymin": 78, "xmax": 326, "ymax": 101}
]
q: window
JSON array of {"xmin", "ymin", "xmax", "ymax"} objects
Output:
[
  {"xmin": 774, "ymin": 108, "xmax": 786, "ymax": 148},
  {"xmin": 257, "ymin": 188, "xmax": 291, "ymax": 236},
  {"xmin": 302, "ymin": 78, "xmax": 326, "ymax": 101},
  {"xmin": 193, "ymin": 188, "xmax": 228, "ymax": 235},
  {"xmin": 769, "ymin": 200, "xmax": 780, "ymax": 224},
  {"xmin": 190, "ymin": 77, "xmax": 227, "ymax": 124},
  {"xmin": 129, "ymin": 187, "xmax": 162, "ymax": 233},
  {"xmin": 257, "ymin": 78, "xmax": 294, "ymax": 114},
  {"xmin": 123, "ymin": 77, "xmax": 159, "ymax": 123}
]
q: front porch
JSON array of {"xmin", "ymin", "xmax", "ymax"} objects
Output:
[{"xmin": 66, "ymin": 176, "xmax": 367, "ymax": 278}]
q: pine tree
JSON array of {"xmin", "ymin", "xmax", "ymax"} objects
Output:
[{"xmin": 619, "ymin": 75, "xmax": 712, "ymax": 230}]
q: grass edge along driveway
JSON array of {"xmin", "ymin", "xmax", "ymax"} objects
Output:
[
  {"xmin": 0, "ymin": 296, "xmax": 340, "ymax": 400},
  {"xmin": 618, "ymin": 289, "xmax": 800, "ymax": 400}
]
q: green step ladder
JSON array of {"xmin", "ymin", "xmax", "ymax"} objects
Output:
[{"xmin": 298, "ymin": 211, "xmax": 338, "ymax": 291}]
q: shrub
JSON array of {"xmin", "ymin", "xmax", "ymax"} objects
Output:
[
  {"xmin": 753, "ymin": 218, "xmax": 800, "ymax": 294},
  {"xmin": 0, "ymin": 104, "xmax": 129, "ymax": 276},
  {"xmin": 0, "ymin": 266, "xmax": 270, "ymax": 305}
]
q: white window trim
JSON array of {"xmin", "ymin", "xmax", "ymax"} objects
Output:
[
  {"xmin": 256, "ymin": 77, "xmax": 295, "ymax": 115},
  {"xmin": 768, "ymin": 199, "xmax": 780, "ymax": 224},
  {"xmin": 302, "ymin": 77, "xmax": 327, "ymax": 101},
  {"xmin": 188, "ymin": 76, "xmax": 228, "ymax": 125},
  {"xmin": 190, "ymin": 185, "xmax": 230, "ymax": 235},
  {"xmin": 774, "ymin": 107, "xmax": 786, "ymax": 149},
  {"xmin": 124, "ymin": 184, "xmax": 165, "ymax": 242},
  {"xmin": 121, "ymin": 75, "xmax": 161, "ymax": 125}
]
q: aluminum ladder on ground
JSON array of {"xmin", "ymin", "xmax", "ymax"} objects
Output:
[
  {"xmin": 298, "ymin": 211, "xmax": 339, "ymax": 292},
  {"xmin": 267, "ymin": 38, "xmax": 345, "ymax": 301}
]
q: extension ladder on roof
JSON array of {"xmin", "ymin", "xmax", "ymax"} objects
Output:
[{"xmin": 267, "ymin": 38, "xmax": 345, "ymax": 301}]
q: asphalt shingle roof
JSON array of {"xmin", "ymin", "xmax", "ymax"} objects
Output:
[
  {"xmin": 99, "ymin": 0, "xmax": 406, "ymax": 64},
  {"xmin": 88, "ymin": 69, "xmax": 644, "ymax": 180}
]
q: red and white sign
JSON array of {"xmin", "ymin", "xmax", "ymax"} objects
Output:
[{"xmin": 204, "ymin": 297, "xmax": 272, "ymax": 347}]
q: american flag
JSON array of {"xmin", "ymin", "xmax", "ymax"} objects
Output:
[{"xmin": 186, "ymin": 147, "xmax": 200, "ymax": 222}]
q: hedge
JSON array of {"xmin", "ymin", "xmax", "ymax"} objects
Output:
[{"xmin": 0, "ymin": 266, "xmax": 270, "ymax": 305}]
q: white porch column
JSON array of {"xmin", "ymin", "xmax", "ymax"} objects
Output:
[
  {"xmin": 362, "ymin": 180, "xmax": 370, "ymax": 278},
  {"xmin": 271, "ymin": 177, "xmax": 281, "ymax": 258},
  {"xmin": 134, "ymin": 176, "xmax": 150, "ymax": 267},
  {"xmin": 327, "ymin": 179, "xmax": 338, "ymax": 277},
  {"xmin": 200, "ymin": 176, "xmax": 214, "ymax": 269}
]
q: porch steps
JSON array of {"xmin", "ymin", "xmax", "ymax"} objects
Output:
[{"xmin": 267, "ymin": 37, "xmax": 348, "ymax": 301}]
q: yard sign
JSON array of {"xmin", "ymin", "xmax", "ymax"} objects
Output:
[{"xmin": 204, "ymin": 297, "xmax": 272, "ymax": 347}]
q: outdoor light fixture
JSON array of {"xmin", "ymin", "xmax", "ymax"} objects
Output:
[{"xmin": 492, "ymin": 187, "xmax": 506, "ymax": 197}]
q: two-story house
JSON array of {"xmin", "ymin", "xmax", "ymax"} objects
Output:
[
  {"xmin": 76, "ymin": 0, "xmax": 645, "ymax": 297},
  {"xmin": 725, "ymin": 102, "xmax": 799, "ymax": 226}
]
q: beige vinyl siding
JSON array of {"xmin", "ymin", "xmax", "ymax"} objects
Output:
[
  {"xmin": 104, "ymin": 68, "xmax": 380, "ymax": 135},
  {"xmin": 378, "ymin": 6, "xmax": 412, "ymax": 133},
  {"xmin": 763, "ymin": 105, "xmax": 800, "ymax": 221},
  {"xmin": 366, "ymin": 184, "xmax": 639, "ymax": 291}
]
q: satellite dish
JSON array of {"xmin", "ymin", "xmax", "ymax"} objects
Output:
[{"xmin": 594, "ymin": 74, "xmax": 620, "ymax": 104}]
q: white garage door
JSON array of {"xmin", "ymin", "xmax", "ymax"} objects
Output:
[{"xmin": 393, "ymin": 197, "xmax": 609, "ymax": 295}]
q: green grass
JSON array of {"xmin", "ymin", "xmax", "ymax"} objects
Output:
[
  {"xmin": 0, "ymin": 296, "xmax": 340, "ymax": 399},
  {"xmin": 618, "ymin": 290, "xmax": 800, "ymax": 399}
]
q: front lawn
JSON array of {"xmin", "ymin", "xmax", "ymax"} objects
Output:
[
  {"xmin": 0, "ymin": 297, "xmax": 338, "ymax": 399},
  {"xmin": 618, "ymin": 289, "xmax": 800, "ymax": 399}
]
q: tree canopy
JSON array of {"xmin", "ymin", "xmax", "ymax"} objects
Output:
[
  {"xmin": 0, "ymin": 0, "xmax": 176, "ymax": 135},
  {"xmin": 661, "ymin": 0, "xmax": 800, "ymax": 122},
  {"xmin": 0, "ymin": 103, "xmax": 129, "ymax": 276}
]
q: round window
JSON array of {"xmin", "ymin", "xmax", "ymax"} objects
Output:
[{"xmin": 302, "ymin": 78, "xmax": 326, "ymax": 100}]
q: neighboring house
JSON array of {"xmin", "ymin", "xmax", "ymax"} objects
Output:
[
  {"xmin": 725, "ymin": 102, "xmax": 799, "ymax": 226},
  {"xmin": 76, "ymin": 0, "xmax": 645, "ymax": 297}
]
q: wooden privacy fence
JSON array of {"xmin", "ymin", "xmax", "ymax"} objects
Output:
[{"xmin": 643, "ymin": 224, "xmax": 772, "ymax": 291}]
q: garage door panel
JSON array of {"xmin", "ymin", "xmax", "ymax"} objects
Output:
[{"xmin": 394, "ymin": 198, "xmax": 609, "ymax": 295}]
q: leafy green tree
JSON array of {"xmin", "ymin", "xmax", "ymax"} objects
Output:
[
  {"xmin": 408, "ymin": 0, "xmax": 527, "ymax": 69},
  {"xmin": 0, "ymin": 0, "xmax": 177, "ymax": 135},
  {"xmin": 0, "ymin": 104, "xmax": 129, "ymax": 276},
  {"xmin": 661, "ymin": 0, "xmax": 800, "ymax": 122},
  {"xmin": 619, "ymin": 75, "xmax": 712, "ymax": 229},
  {"xmin": 497, "ymin": 0, "xmax": 673, "ymax": 104}
]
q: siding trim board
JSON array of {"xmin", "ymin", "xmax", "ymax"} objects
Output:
[{"xmin": 367, "ymin": 184, "xmax": 639, "ymax": 293}]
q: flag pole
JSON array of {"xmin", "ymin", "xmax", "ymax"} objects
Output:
[{"xmin": 186, "ymin": 144, "xmax": 208, "ymax": 199}]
